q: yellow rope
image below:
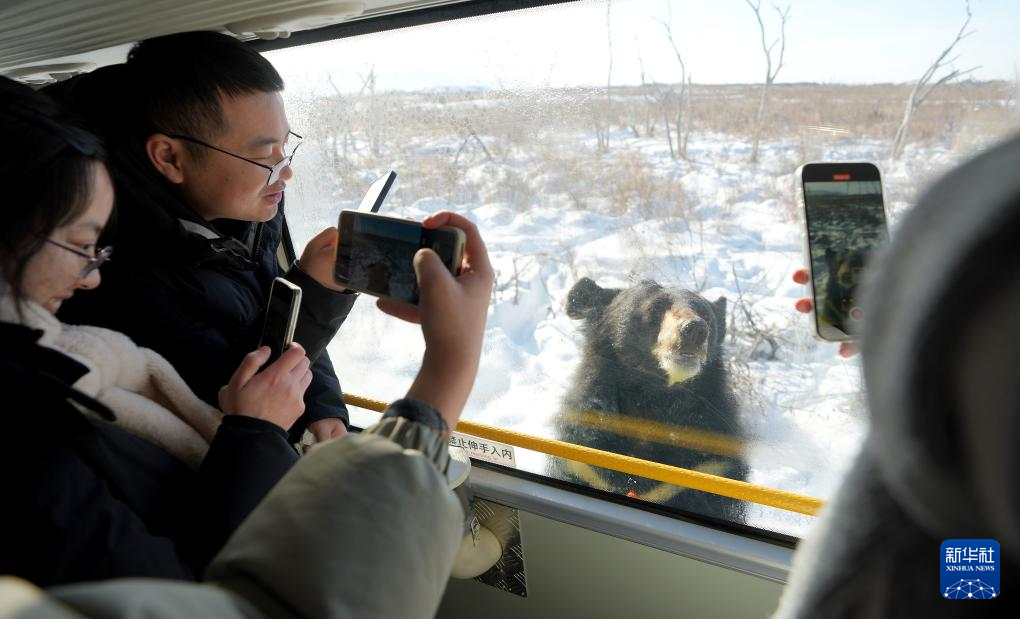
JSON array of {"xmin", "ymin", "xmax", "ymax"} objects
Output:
[{"xmin": 342, "ymin": 393, "xmax": 823, "ymax": 516}]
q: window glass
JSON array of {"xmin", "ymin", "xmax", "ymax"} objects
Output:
[{"xmin": 267, "ymin": 0, "xmax": 1020, "ymax": 538}]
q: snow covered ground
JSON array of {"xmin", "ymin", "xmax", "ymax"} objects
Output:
[
  {"xmin": 278, "ymin": 112, "xmax": 988, "ymax": 537},
  {"xmin": 260, "ymin": 0, "xmax": 1019, "ymax": 536}
]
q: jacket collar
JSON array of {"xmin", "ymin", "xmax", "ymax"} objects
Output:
[{"xmin": 0, "ymin": 322, "xmax": 115, "ymax": 421}]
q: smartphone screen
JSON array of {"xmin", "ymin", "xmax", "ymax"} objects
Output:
[
  {"xmin": 801, "ymin": 163, "xmax": 888, "ymax": 341},
  {"xmin": 335, "ymin": 211, "xmax": 465, "ymax": 305},
  {"xmin": 259, "ymin": 278, "xmax": 302, "ymax": 363}
]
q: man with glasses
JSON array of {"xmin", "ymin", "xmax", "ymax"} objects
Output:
[
  {"xmin": 166, "ymin": 131, "xmax": 302, "ymax": 188},
  {"xmin": 52, "ymin": 31, "xmax": 357, "ymax": 455}
]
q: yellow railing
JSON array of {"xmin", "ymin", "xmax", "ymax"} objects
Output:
[{"xmin": 343, "ymin": 393, "xmax": 824, "ymax": 517}]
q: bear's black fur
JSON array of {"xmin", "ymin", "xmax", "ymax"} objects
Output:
[
  {"xmin": 820, "ymin": 247, "xmax": 865, "ymax": 335},
  {"xmin": 555, "ymin": 277, "xmax": 748, "ymax": 522}
]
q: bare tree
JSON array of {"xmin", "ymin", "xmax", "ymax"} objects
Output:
[
  {"xmin": 656, "ymin": 2, "xmax": 691, "ymax": 159},
  {"xmin": 745, "ymin": 0, "xmax": 789, "ymax": 163},
  {"xmin": 596, "ymin": 0, "xmax": 614, "ymax": 153},
  {"xmin": 635, "ymin": 47, "xmax": 664, "ymax": 139},
  {"xmin": 355, "ymin": 63, "xmax": 382, "ymax": 157},
  {"xmin": 680, "ymin": 73, "xmax": 692, "ymax": 156},
  {"xmin": 1008, "ymin": 62, "xmax": 1020, "ymax": 111},
  {"xmin": 890, "ymin": 2, "xmax": 978, "ymax": 159},
  {"xmin": 324, "ymin": 75, "xmax": 359, "ymax": 161}
]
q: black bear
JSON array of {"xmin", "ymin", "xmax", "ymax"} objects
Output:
[
  {"xmin": 819, "ymin": 247, "xmax": 866, "ymax": 336},
  {"xmin": 555, "ymin": 277, "xmax": 748, "ymax": 522}
]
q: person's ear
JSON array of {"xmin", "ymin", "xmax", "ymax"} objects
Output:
[{"xmin": 146, "ymin": 134, "xmax": 186, "ymax": 185}]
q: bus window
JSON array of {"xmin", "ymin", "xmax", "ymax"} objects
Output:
[{"xmin": 264, "ymin": 0, "xmax": 1020, "ymax": 538}]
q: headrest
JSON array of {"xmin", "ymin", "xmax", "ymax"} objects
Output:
[{"xmin": 861, "ymin": 131, "xmax": 1020, "ymax": 554}]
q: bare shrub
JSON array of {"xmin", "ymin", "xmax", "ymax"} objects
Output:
[
  {"xmin": 690, "ymin": 82, "xmax": 1018, "ymax": 146},
  {"xmin": 288, "ymin": 78, "xmax": 1019, "ymax": 221},
  {"xmin": 620, "ymin": 189, "xmax": 708, "ymax": 292},
  {"xmin": 606, "ymin": 152, "xmax": 662, "ymax": 214},
  {"xmin": 480, "ymin": 166, "xmax": 535, "ymax": 212}
]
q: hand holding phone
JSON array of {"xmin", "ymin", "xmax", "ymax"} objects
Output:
[
  {"xmin": 792, "ymin": 268, "xmax": 860, "ymax": 357},
  {"xmin": 377, "ymin": 210, "xmax": 495, "ymax": 430},
  {"xmin": 219, "ymin": 343, "xmax": 312, "ymax": 431},
  {"xmin": 296, "ymin": 171, "xmax": 399, "ymax": 293},
  {"xmin": 797, "ymin": 162, "xmax": 889, "ymax": 341},
  {"xmin": 259, "ymin": 277, "xmax": 302, "ymax": 363},
  {"xmin": 333, "ymin": 210, "xmax": 466, "ymax": 305}
]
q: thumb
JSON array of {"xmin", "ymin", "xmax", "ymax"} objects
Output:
[
  {"xmin": 413, "ymin": 247, "xmax": 448, "ymax": 288},
  {"xmin": 306, "ymin": 227, "xmax": 338, "ymax": 252}
]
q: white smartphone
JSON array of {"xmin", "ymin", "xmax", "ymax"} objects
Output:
[
  {"xmin": 797, "ymin": 162, "xmax": 889, "ymax": 341},
  {"xmin": 259, "ymin": 277, "xmax": 302, "ymax": 363},
  {"xmin": 333, "ymin": 210, "xmax": 465, "ymax": 305}
]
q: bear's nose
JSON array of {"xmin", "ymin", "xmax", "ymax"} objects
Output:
[{"xmin": 679, "ymin": 318, "xmax": 708, "ymax": 348}]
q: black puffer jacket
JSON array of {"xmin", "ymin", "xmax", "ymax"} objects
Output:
[
  {"xmin": 0, "ymin": 321, "xmax": 300, "ymax": 586},
  {"xmin": 59, "ymin": 200, "xmax": 357, "ymax": 441},
  {"xmin": 52, "ymin": 65, "xmax": 357, "ymax": 441}
]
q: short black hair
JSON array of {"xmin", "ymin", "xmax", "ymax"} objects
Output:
[
  {"xmin": 127, "ymin": 31, "xmax": 285, "ymax": 142},
  {"xmin": 0, "ymin": 76, "xmax": 108, "ymax": 302}
]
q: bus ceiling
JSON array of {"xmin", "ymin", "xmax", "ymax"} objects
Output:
[{"xmin": 0, "ymin": 0, "xmax": 542, "ymax": 82}]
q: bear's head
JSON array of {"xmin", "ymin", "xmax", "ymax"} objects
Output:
[
  {"xmin": 566, "ymin": 277, "xmax": 727, "ymax": 387},
  {"xmin": 823, "ymin": 248, "xmax": 866, "ymax": 326},
  {"xmin": 825, "ymin": 248, "xmax": 865, "ymax": 297}
]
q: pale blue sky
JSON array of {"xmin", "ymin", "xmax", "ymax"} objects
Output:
[{"xmin": 269, "ymin": 0, "xmax": 1020, "ymax": 90}]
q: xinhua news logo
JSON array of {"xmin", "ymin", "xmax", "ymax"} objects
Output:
[{"xmin": 941, "ymin": 539, "xmax": 1000, "ymax": 599}]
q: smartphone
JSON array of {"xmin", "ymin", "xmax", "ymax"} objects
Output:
[
  {"xmin": 798, "ymin": 162, "xmax": 889, "ymax": 341},
  {"xmin": 334, "ymin": 210, "xmax": 466, "ymax": 305},
  {"xmin": 358, "ymin": 171, "xmax": 396, "ymax": 213},
  {"xmin": 259, "ymin": 277, "xmax": 302, "ymax": 363}
]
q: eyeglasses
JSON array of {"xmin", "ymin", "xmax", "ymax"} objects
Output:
[
  {"xmin": 44, "ymin": 239, "xmax": 113, "ymax": 278},
  {"xmin": 168, "ymin": 131, "xmax": 302, "ymax": 186}
]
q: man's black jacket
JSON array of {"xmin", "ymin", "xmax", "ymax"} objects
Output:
[
  {"xmin": 52, "ymin": 64, "xmax": 357, "ymax": 441},
  {"xmin": 60, "ymin": 200, "xmax": 357, "ymax": 440}
]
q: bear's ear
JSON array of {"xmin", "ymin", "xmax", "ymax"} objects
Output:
[
  {"xmin": 712, "ymin": 296, "xmax": 728, "ymax": 340},
  {"xmin": 566, "ymin": 277, "xmax": 619, "ymax": 320}
]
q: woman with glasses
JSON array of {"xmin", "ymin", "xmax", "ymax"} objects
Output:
[
  {"xmin": 47, "ymin": 31, "xmax": 359, "ymax": 454},
  {"xmin": 0, "ymin": 75, "xmax": 315, "ymax": 586}
]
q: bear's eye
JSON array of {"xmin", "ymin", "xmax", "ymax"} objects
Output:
[
  {"xmin": 642, "ymin": 299, "xmax": 670, "ymax": 323},
  {"xmin": 692, "ymin": 301, "xmax": 711, "ymax": 320}
]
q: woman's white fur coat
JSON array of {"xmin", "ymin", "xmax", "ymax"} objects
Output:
[{"xmin": 1, "ymin": 294, "xmax": 222, "ymax": 469}]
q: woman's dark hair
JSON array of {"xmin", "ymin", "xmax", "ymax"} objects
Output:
[{"xmin": 0, "ymin": 75, "xmax": 108, "ymax": 301}]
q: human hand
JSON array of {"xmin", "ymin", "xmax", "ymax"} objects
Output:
[
  {"xmin": 298, "ymin": 227, "xmax": 345, "ymax": 292},
  {"xmin": 792, "ymin": 268, "xmax": 859, "ymax": 358},
  {"xmin": 305, "ymin": 417, "xmax": 348, "ymax": 452},
  {"xmin": 377, "ymin": 211, "xmax": 494, "ymax": 431},
  {"xmin": 218, "ymin": 344, "xmax": 313, "ymax": 430}
]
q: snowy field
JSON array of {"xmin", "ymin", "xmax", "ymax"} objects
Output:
[
  {"xmin": 265, "ymin": 0, "xmax": 1019, "ymax": 536},
  {"xmin": 280, "ymin": 115, "xmax": 992, "ymax": 536}
]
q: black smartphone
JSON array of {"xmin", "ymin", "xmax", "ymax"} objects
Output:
[
  {"xmin": 798, "ymin": 162, "xmax": 889, "ymax": 341},
  {"xmin": 259, "ymin": 277, "xmax": 302, "ymax": 363},
  {"xmin": 334, "ymin": 210, "xmax": 466, "ymax": 305},
  {"xmin": 358, "ymin": 171, "xmax": 396, "ymax": 213}
]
